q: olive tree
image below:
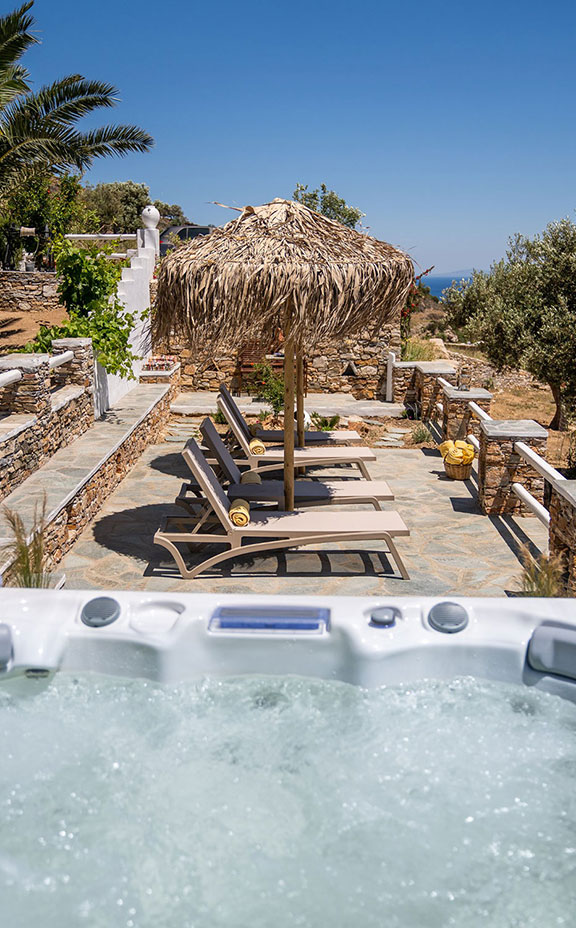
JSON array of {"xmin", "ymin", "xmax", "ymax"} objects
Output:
[
  {"xmin": 293, "ymin": 183, "xmax": 363, "ymax": 229},
  {"xmin": 444, "ymin": 218, "xmax": 576, "ymax": 430}
]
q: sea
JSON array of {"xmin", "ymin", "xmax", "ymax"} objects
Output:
[{"xmin": 425, "ymin": 275, "xmax": 471, "ymax": 300}]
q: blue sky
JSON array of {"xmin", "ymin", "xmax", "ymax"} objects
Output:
[{"xmin": 29, "ymin": 0, "xmax": 576, "ymax": 273}]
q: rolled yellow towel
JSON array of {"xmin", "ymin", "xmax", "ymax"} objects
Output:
[
  {"xmin": 249, "ymin": 438, "xmax": 266, "ymax": 455},
  {"xmin": 445, "ymin": 447, "xmax": 464, "ymax": 465},
  {"xmin": 438, "ymin": 440, "xmax": 455, "ymax": 458},
  {"xmin": 229, "ymin": 499, "xmax": 250, "ymax": 527},
  {"xmin": 240, "ymin": 471, "xmax": 262, "ymax": 485},
  {"xmin": 455, "ymin": 440, "xmax": 475, "ymax": 464}
]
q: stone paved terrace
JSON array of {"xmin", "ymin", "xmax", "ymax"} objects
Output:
[
  {"xmin": 171, "ymin": 391, "xmax": 405, "ymax": 418},
  {"xmin": 59, "ymin": 437, "xmax": 548, "ymax": 597}
]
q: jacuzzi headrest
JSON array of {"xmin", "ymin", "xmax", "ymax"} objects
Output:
[
  {"xmin": 0, "ymin": 624, "xmax": 13, "ymax": 672},
  {"xmin": 527, "ymin": 622, "xmax": 576, "ymax": 682}
]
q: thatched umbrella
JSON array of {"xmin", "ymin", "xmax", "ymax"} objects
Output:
[{"xmin": 154, "ymin": 198, "xmax": 414, "ymax": 510}]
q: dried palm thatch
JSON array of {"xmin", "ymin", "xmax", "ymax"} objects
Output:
[{"xmin": 153, "ymin": 198, "xmax": 414, "ymax": 351}]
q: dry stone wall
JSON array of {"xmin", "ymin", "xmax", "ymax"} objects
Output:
[
  {"xmin": 549, "ymin": 483, "xmax": 576, "ymax": 595},
  {"xmin": 156, "ymin": 317, "xmax": 401, "ymax": 400},
  {"xmin": 0, "ymin": 270, "xmax": 61, "ymax": 313},
  {"xmin": 0, "ymin": 339, "xmax": 94, "ymax": 500}
]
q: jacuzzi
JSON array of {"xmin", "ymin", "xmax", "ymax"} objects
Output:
[{"xmin": 1, "ymin": 590, "xmax": 575, "ymax": 927}]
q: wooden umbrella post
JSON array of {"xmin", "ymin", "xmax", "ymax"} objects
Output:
[
  {"xmin": 296, "ymin": 346, "xmax": 305, "ymax": 448},
  {"xmin": 283, "ymin": 317, "xmax": 295, "ymax": 512}
]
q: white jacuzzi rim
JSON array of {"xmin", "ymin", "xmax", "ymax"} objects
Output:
[{"xmin": 0, "ymin": 589, "xmax": 575, "ymax": 702}]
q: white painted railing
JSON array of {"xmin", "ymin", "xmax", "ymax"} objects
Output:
[
  {"xmin": 64, "ymin": 233, "xmax": 137, "ymax": 241},
  {"xmin": 48, "ymin": 350, "xmax": 74, "ymax": 370},
  {"xmin": 437, "ymin": 377, "xmax": 452, "ymax": 390},
  {"xmin": 511, "ymin": 483, "xmax": 551, "ymax": 526},
  {"xmin": 468, "ymin": 401, "xmax": 491, "ymax": 422},
  {"xmin": 433, "ymin": 372, "xmax": 564, "ymax": 528},
  {"xmin": 513, "ymin": 441, "xmax": 566, "ymax": 485},
  {"xmin": 0, "ymin": 369, "xmax": 22, "ymax": 389}
]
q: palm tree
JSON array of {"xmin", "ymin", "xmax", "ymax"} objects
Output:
[{"xmin": 0, "ymin": 2, "xmax": 153, "ymax": 200}]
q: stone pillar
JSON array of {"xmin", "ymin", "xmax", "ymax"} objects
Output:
[
  {"xmin": 392, "ymin": 361, "xmax": 418, "ymax": 404},
  {"xmin": 549, "ymin": 481, "xmax": 576, "ymax": 595},
  {"xmin": 415, "ymin": 362, "xmax": 457, "ymax": 420},
  {"xmin": 51, "ymin": 338, "xmax": 94, "ymax": 392},
  {"xmin": 478, "ymin": 419, "xmax": 548, "ymax": 516},
  {"xmin": 0, "ymin": 354, "xmax": 51, "ymax": 419},
  {"xmin": 441, "ymin": 385, "xmax": 493, "ymax": 441}
]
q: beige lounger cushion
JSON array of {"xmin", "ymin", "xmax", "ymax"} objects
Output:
[
  {"xmin": 227, "ymin": 479, "xmax": 393, "ymax": 504},
  {"xmin": 256, "ymin": 428, "xmax": 362, "ymax": 444},
  {"xmin": 259, "ymin": 445, "xmax": 376, "ymax": 462},
  {"xmin": 242, "ymin": 508, "xmax": 409, "ymax": 536}
]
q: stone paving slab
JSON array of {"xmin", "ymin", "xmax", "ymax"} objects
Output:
[
  {"xmin": 171, "ymin": 391, "xmax": 405, "ymax": 419},
  {"xmin": 59, "ymin": 442, "xmax": 548, "ymax": 599}
]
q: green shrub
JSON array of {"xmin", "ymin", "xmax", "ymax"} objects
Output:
[
  {"xmin": 251, "ymin": 362, "xmax": 285, "ymax": 417},
  {"xmin": 401, "ymin": 338, "xmax": 441, "ymax": 362},
  {"xmin": 310, "ymin": 412, "xmax": 340, "ymax": 431},
  {"xmin": 411, "ymin": 424, "xmax": 432, "ymax": 443},
  {"xmin": 213, "ymin": 408, "xmax": 227, "ymax": 425},
  {"xmin": 24, "ymin": 240, "xmax": 139, "ymax": 378}
]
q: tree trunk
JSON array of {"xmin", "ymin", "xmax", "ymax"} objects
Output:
[
  {"xmin": 549, "ymin": 383, "xmax": 568, "ymax": 431},
  {"xmin": 296, "ymin": 347, "xmax": 305, "ymax": 447}
]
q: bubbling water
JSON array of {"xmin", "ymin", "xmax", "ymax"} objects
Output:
[{"xmin": 0, "ymin": 673, "xmax": 575, "ymax": 928}]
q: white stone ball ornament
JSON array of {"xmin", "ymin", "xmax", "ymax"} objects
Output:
[{"xmin": 141, "ymin": 205, "xmax": 160, "ymax": 230}]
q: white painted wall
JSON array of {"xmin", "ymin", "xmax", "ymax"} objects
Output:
[{"xmin": 93, "ymin": 226, "xmax": 159, "ymax": 417}]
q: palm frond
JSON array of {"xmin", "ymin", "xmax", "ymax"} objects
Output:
[
  {"xmin": 30, "ymin": 74, "xmax": 119, "ymax": 124},
  {"xmin": 0, "ymin": 4, "xmax": 154, "ymax": 197},
  {"xmin": 72, "ymin": 124, "xmax": 154, "ymax": 164},
  {"xmin": 0, "ymin": 2, "xmax": 36, "ymax": 74},
  {"xmin": 0, "ymin": 1, "xmax": 36, "ymax": 107}
]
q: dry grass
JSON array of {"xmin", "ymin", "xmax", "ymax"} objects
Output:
[
  {"xmin": 518, "ymin": 546, "xmax": 564, "ymax": 597},
  {"xmin": 491, "ymin": 383, "xmax": 574, "ymax": 468},
  {"xmin": 401, "ymin": 337, "xmax": 443, "ymax": 362},
  {"xmin": 1, "ymin": 496, "xmax": 50, "ymax": 588},
  {"xmin": 491, "ymin": 384, "xmax": 556, "ymax": 423}
]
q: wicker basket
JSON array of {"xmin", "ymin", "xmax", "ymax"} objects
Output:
[{"xmin": 444, "ymin": 460, "xmax": 473, "ymax": 480}]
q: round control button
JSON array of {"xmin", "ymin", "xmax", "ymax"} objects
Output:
[
  {"xmin": 428, "ymin": 601, "xmax": 469, "ymax": 634},
  {"xmin": 81, "ymin": 596, "xmax": 121, "ymax": 628},
  {"xmin": 370, "ymin": 607, "xmax": 398, "ymax": 627}
]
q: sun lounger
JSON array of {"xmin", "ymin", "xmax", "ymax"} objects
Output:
[
  {"xmin": 216, "ymin": 393, "xmax": 376, "ymax": 479},
  {"xmin": 154, "ymin": 436, "xmax": 410, "ymax": 580},
  {"xmin": 177, "ymin": 419, "xmax": 394, "ymax": 511},
  {"xmin": 219, "ymin": 383, "xmax": 362, "ymax": 445}
]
